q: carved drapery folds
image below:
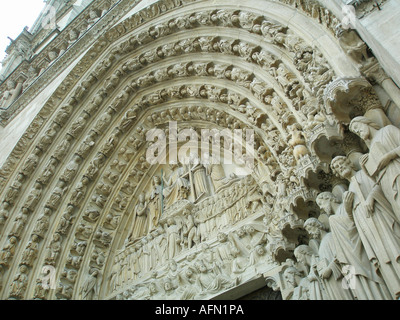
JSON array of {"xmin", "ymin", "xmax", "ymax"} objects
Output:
[{"xmin": 0, "ymin": 0, "xmax": 398, "ymax": 301}]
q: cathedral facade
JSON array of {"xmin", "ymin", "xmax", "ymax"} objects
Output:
[{"xmin": 0, "ymin": 0, "xmax": 400, "ymax": 300}]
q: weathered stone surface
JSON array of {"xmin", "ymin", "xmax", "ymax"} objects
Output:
[{"xmin": 0, "ymin": 0, "xmax": 399, "ymax": 301}]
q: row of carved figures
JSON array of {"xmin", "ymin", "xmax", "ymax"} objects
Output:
[
  {"xmin": 280, "ymin": 115, "xmax": 400, "ymax": 300},
  {"xmin": 0, "ymin": 2, "xmax": 377, "ymax": 300},
  {"xmin": 128, "ymin": 173, "xmax": 263, "ymax": 239},
  {"xmin": 0, "ymin": 2, "xmax": 347, "ymax": 202},
  {"xmin": 113, "ymin": 114, "xmax": 400, "ymax": 300},
  {"xmin": 113, "ymin": 220, "xmax": 277, "ymax": 299},
  {"xmin": 0, "ymin": 3, "xmax": 341, "ymax": 117},
  {"xmin": 115, "ymin": 179, "xmax": 265, "ymax": 291}
]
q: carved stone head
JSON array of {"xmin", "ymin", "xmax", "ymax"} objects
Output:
[
  {"xmin": 255, "ymin": 245, "xmax": 266, "ymax": 256},
  {"xmin": 138, "ymin": 193, "xmax": 146, "ymax": 203},
  {"xmin": 316, "ymin": 192, "xmax": 339, "ymax": 216},
  {"xmin": 6, "ymin": 80, "xmax": 16, "ymax": 90},
  {"xmin": 330, "ymin": 156, "xmax": 354, "ymax": 181},
  {"xmin": 217, "ymin": 232, "xmax": 228, "ymax": 243},
  {"xmin": 283, "ymin": 266, "xmax": 301, "ymax": 289},
  {"xmin": 304, "ymin": 217, "xmax": 325, "ymax": 240},
  {"xmin": 349, "ymin": 116, "xmax": 381, "ymax": 143},
  {"xmin": 294, "ymin": 245, "xmax": 314, "ymax": 266}
]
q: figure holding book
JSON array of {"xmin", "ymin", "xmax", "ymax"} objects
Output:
[{"xmin": 349, "ymin": 116, "xmax": 400, "ymax": 223}]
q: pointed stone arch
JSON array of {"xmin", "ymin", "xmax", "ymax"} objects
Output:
[{"xmin": 0, "ymin": 0, "xmax": 390, "ymax": 300}]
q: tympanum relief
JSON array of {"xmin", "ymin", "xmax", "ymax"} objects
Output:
[
  {"xmin": 110, "ymin": 158, "xmax": 270, "ymax": 299},
  {"xmin": 0, "ymin": 0, "xmax": 399, "ymax": 301}
]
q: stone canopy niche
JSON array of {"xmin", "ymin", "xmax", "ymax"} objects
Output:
[{"xmin": 1, "ymin": 0, "xmax": 400, "ymax": 301}]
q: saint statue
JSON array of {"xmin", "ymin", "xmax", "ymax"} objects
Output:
[
  {"xmin": 81, "ymin": 269, "xmax": 100, "ymax": 300},
  {"xmin": 191, "ymin": 162, "xmax": 209, "ymax": 200},
  {"xmin": 148, "ymin": 176, "xmax": 163, "ymax": 232},
  {"xmin": 163, "ymin": 163, "xmax": 190, "ymax": 207},
  {"xmin": 304, "ymin": 215, "xmax": 355, "ymax": 300},
  {"xmin": 164, "ymin": 218, "xmax": 182, "ymax": 260},
  {"xmin": 293, "ymin": 244, "xmax": 326, "ymax": 300},
  {"xmin": 129, "ymin": 193, "xmax": 149, "ymax": 241},
  {"xmin": 205, "ymin": 156, "xmax": 226, "ymax": 192},
  {"xmin": 10, "ymin": 265, "xmax": 28, "ymax": 298},
  {"xmin": 0, "ymin": 80, "xmax": 22, "ymax": 109},
  {"xmin": 330, "ymin": 155, "xmax": 395, "ymax": 299},
  {"xmin": 349, "ymin": 116, "xmax": 400, "ymax": 223}
]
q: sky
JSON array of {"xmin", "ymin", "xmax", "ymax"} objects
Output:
[{"xmin": 0, "ymin": 0, "xmax": 46, "ymax": 61}]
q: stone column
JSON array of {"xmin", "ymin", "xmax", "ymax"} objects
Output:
[{"xmin": 364, "ymin": 64, "xmax": 400, "ymax": 109}]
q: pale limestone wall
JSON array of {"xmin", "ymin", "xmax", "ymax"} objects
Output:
[
  {"xmin": 1, "ymin": 0, "xmax": 400, "ymax": 301},
  {"xmin": 318, "ymin": 0, "xmax": 400, "ymax": 87},
  {"xmin": 359, "ymin": 0, "xmax": 400, "ymax": 86}
]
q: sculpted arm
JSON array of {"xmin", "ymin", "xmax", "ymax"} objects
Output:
[
  {"xmin": 373, "ymin": 126, "xmax": 400, "ymax": 171},
  {"xmin": 343, "ymin": 191, "xmax": 355, "ymax": 220},
  {"xmin": 377, "ymin": 145, "xmax": 400, "ymax": 172},
  {"xmin": 136, "ymin": 203, "xmax": 148, "ymax": 217}
]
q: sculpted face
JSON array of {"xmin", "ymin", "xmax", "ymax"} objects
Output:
[
  {"xmin": 283, "ymin": 268, "xmax": 297, "ymax": 287},
  {"xmin": 350, "ymin": 121, "xmax": 370, "ymax": 141},
  {"xmin": 294, "ymin": 251, "xmax": 305, "ymax": 265},
  {"xmin": 164, "ymin": 281, "xmax": 172, "ymax": 291},
  {"xmin": 153, "ymin": 176, "xmax": 161, "ymax": 185},
  {"xmin": 256, "ymin": 245, "xmax": 265, "ymax": 255},
  {"xmin": 316, "ymin": 195, "xmax": 333, "ymax": 216},
  {"xmin": 217, "ymin": 232, "xmax": 227, "ymax": 242},
  {"xmin": 305, "ymin": 223, "xmax": 321, "ymax": 239},
  {"xmin": 149, "ymin": 283, "xmax": 157, "ymax": 293},
  {"xmin": 331, "ymin": 157, "xmax": 353, "ymax": 180},
  {"xmin": 185, "ymin": 268, "xmax": 193, "ymax": 278},
  {"xmin": 7, "ymin": 80, "xmax": 15, "ymax": 90},
  {"xmin": 199, "ymin": 263, "xmax": 207, "ymax": 273}
]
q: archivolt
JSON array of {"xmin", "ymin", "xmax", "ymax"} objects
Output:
[{"xmin": 0, "ymin": 0, "xmax": 362, "ymax": 300}]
